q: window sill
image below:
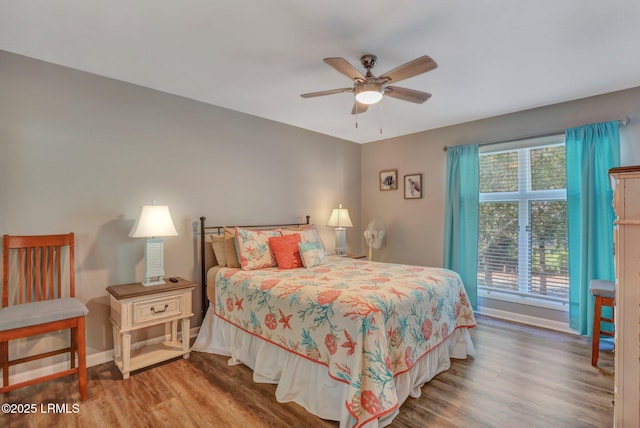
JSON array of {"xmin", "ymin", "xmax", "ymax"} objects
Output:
[{"xmin": 478, "ymin": 288, "xmax": 568, "ymax": 312}]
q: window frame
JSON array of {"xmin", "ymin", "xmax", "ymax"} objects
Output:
[{"xmin": 477, "ymin": 134, "xmax": 568, "ymax": 311}]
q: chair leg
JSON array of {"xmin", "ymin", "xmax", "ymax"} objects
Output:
[
  {"xmin": 76, "ymin": 317, "xmax": 88, "ymax": 401},
  {"xmin": 0, "ymin": 340, "xmax": 8, "ymax": 387},
  {"xmin": 592, "ymin": 296, "xmax": 602, "ymax": 366},
  {"xmin": 70, "ymin": 326, "xmax": 78, "ymax": 370}
]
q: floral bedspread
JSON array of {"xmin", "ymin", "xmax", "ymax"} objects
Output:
[{"xmin": 213, "ymin": 257, "xmax": 476, "ymax": 427}]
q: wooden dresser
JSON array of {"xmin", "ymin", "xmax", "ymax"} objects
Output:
[{"xmin": 609, "ymin": 166, "xmax": 640, "ymax": 427}]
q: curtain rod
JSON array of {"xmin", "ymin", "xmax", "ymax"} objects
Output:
[{"xmin": 442, "ymin": 115, "xmax": 630, "ymax": 152}]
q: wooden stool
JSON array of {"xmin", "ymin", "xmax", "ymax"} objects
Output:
[{"xmin": 589, "ymin": 279, "xmax": 615, "ymax": 366}]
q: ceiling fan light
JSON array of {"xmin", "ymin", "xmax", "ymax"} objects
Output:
[{"xmin": 355, "ymin": 83, "xmax": 383, "ymax": 105}]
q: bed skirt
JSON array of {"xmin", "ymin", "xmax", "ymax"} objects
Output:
[{"xmin": 192, "ymin": 306, "xmax": 476, "ymax": 428}]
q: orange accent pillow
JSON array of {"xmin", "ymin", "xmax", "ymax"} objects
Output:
[{"xmin": 268, "ymin": 234, "xmax": 303, "ymax": 269}]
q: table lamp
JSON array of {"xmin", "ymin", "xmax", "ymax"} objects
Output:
[
  {"xmin": 129, "ymin": 202, "xmax": 178, "ymax": 286},
  {"xmin": 327, "ymin": 204, "xmax": 353, "ymax": 256}
]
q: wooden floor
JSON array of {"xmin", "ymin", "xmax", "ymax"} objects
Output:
[{"xmin": 1, "ymin": 315, "xmax": 614, "ymax": 428}]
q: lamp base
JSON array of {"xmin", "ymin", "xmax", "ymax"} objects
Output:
[
  {"xmin": 334, "ymin": 227, "xmax": 347, "ymax": 256},
  {"xmin": 141, "ymin": 278, "xmax": 165, "ymax": 287},
  {"xmin": 143, "ymin": 238, "xmax": 166, "ymax": 286}
]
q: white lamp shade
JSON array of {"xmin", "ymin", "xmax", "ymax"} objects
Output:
[
  {"xmin": 355, "ymin": 83, "xmax": 384, "ymax": 105},
  {"xmin": 129, "ymin": 205, "xmax": 178, "ymax": 238},
  {"xmin": 327, "ymin": 204, "xmax": 353, "ymax": 228}
]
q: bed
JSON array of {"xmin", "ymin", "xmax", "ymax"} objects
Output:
[{"xmin": 192, "ymin": 216, "xmax": 476, "ymax": 428}]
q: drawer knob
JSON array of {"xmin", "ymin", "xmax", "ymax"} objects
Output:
[{"xmin": 150, "ymin": 304, "xmax": 169, "ymax": 315}]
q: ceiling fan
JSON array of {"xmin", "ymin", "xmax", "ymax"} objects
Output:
[{"xmin": 301, "ymin": 54, "xmax": 437, "ymax": 114}]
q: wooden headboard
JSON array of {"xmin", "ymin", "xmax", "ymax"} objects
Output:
[{"xmin": 198, "ymin": 215, "xmax": 310, "ymax": 315}]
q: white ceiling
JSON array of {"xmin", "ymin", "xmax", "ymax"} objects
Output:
[{"xmin": 2, "ymin": 1, "xmax": 640, "ymax": 144}]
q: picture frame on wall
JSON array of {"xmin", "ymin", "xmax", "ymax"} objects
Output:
[
  {"xmin": 404, "ymin": 173, "xmax": 422, "ymax": 199},
  {"xmin": 380, "ymin": 169, "xmax": 398, "ymax": 191}
]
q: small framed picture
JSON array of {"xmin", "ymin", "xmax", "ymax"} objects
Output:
[
  {"xmin": 404, "ymin": 173, "xmax": 422, "ymax": 199},
  {"xmin": 380, "ymin": 169, "xmax": 398, "ymax": 191}
]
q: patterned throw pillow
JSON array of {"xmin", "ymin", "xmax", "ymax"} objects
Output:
[
  {"xmin": 268, "ymin": 234, "xmax": 303, "ymax": 269},
  {"xmin": 281, "ymin": 224, "xmax": 328, "ymax": 255},
  {"xmin": 235, "ymin": 227, "xmax": 281, "ymax": 270},
  {"xmin": 298, "ymin": 241, "xmax": 328, "ymax": 268}
]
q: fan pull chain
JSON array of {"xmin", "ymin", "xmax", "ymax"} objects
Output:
[
  {"xmin": 378, "ymin": 100, "xmax": 383, "ymax": 134},
  {"xmin": 355, "ymin": 97, "xmax": 359, "ymax": 128}
]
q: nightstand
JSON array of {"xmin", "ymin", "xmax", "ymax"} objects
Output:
[
  {"xmin": 107, "ymin": 277, "xmax": 195, "ymax": 379},
  {"xmin": 345, "ymin": 253, "xmax": 367, "ymax": 259}
]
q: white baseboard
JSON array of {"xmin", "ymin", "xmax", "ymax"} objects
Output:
[
  {"xmin": 477, "ymin": 306, "xmax": 576, "ymax": 334},
  {"xmin": 10, "ymin": 326, "xmax": 200, "ymax": 386}
]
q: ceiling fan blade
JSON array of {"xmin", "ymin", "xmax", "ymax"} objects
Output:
[
  {"xmin": 324, "ymin": 58, "xmax": 366, "ymax": 81},
  {"xmin": 300, "ymin": 88, "xmax": 353, "ymax": 98},
  {"xmin": 385, "ymin": 86, "xmax": 432, "ymax": 104},
  {"xmin": 379, "ymin": 55, "xmax": 437, "ymax": 83},
  {"xmin": 351, "ymin": 101, "xmax": 369, "ymax": 115}
]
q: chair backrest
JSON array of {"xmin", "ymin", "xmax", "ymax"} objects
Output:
[{"xmin": 2, "ymin": 233, "xmax": 75, "ymax": 308}]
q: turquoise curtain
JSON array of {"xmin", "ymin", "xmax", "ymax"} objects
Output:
[
  {"xmin": 443, "ymin": 144, "xmax": 479, "ymax": 309},
  {"xmin": 566, "ymin": 121, "xmax": 620, "ymax": 335}
]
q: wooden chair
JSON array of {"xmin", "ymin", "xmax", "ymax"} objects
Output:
[
  {"xmin": 589, "ymin": 279, "xmax": 615, "ymax": 366},
  {"xmin": 0, "ymin": 233, "xmax": 88, "ymax": 400}
]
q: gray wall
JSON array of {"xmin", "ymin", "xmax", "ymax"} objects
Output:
[
  {"xmin": 3, "ymin": 47, "xmax": 640, "ymax": 365},
  {"xmin": 361, "ymin": 86, "xmax": 640, "ymax": 324},
  {"xmin": 0, "ymin": 51, "xmax": 362, "ymax": 361}
]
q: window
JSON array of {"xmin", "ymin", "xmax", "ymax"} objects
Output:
[{"xmin": 477, "ymin": 136, "xmax": 569, "ymax": 306}]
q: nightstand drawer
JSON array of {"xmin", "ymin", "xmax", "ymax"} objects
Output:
[{"xmin": 133, "ymin": 294, "xmax": 183, "ymax": 324}]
